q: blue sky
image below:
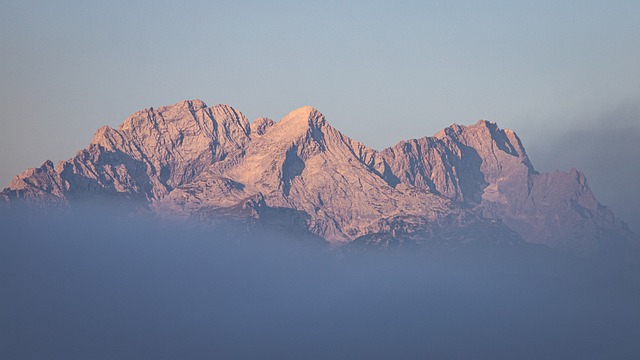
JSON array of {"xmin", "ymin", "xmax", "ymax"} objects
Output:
[{"xmin": 1, "ymin": 0, "xmax": 639, "ymax": 227}]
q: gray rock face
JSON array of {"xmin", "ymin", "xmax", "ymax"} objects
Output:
[
  {"xmin": 379, "ymin": 120, "xmax": 628, "ymax": 255},
  {"xmin": 3, "ymin": 160, "xmax": 68, "ymax": 209},
  {"xmin": 153, "ymin": 105, "xmax": 457, "ymax": 243},
  {"xmin": 2, "ymin": 100, "xmax": 635, "ymax": 255},
  {"xmin": 52, "ymin": 99, "xmax": 250, "ymax": 205}
]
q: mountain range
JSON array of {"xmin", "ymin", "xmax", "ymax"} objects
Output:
[{"xmin": 2, "ymin": 99, "xmax": 636, "ymax": 256}]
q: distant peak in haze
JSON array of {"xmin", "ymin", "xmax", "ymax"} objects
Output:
[{"xmin": 2, "ymin": 99, "xmax": 637, "ymax": 257}]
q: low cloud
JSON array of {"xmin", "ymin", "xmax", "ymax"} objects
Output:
[{"xmin": 1, "ymin": 209, "xmax": 640, "ymax": 359}]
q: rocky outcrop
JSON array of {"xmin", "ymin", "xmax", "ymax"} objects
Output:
[
  {"xmin": 379, "ymin": 120, "xmax": 628, "ymax": 255},
  {"xmin": 3, "ymin": 160, "xmax": 68, "ymax": 209},
  {"xmin": 380, "ymin": 120, "xmax": 535, "ymax": 203},
  {"xmin": 250, "ymin": 117, "xmax": 275, "ymax": 136},
  {"xmin": 2, "ymin": 100, "xmax": 636, "ymax": 256},
  {"xmin": 154, "ymin": 105, "xmax": 456, "ymax": 242}
]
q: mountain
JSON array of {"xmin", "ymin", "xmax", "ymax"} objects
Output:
[{"xmin": 2, "ymin": 100, "xmax": 636, "ymax": 256}]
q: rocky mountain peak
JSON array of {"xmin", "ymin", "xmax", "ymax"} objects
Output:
[
  {"xmin": 2, "ymin": 100, "xmax": 636, "ymax": 256},
  {"xmin": 4, "ymin": 159, "xmax": 67, "ymax": 208},
  {"xmin": 251, "ymin": 117, "xmax": 275, "ymax": 136},
  {"xmin": 249, "ymin": 105, "xmax": 333, "ymax": 158},
  {"xmin": 277, "ymin": 106, "xmax": 326, "ymax": 129},
  {"xmin": 433, "ymin": 122, "xmax": 465, "ymax": 139},
  {"xmin": 178, "ymin": 99, "xmax": 208, "ymax": 110}
]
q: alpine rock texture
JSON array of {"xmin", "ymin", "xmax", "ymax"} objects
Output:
[{"xmin": 2, "ymin": 100, "xmax": 635, "ymax": 256}]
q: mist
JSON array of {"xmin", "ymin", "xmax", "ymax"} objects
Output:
[{"xmin": 1, "ymin": 206, "xmax": 640, "ymax": 360}]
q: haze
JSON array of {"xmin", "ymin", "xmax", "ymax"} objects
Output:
[{"xmin": 2, "ymin": 209, "xmax": 640, "ymax": 359}]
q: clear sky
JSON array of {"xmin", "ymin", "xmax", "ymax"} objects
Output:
[{"xmin": 1, "ymin": 0, "xmax": 639, "ymax": 228}]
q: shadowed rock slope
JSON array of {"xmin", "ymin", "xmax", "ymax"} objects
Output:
[{"xmin": 2, "ymin": 100, "xmax": 636, "ymax": 256}]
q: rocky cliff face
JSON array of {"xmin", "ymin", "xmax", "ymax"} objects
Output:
[
  {"xmin": 379, "ymin": 120, "xmax": 625, "ymax": 255},
  {"xmin": 2, "ymin": 99, "xmax": 635, "ymax": 256}
]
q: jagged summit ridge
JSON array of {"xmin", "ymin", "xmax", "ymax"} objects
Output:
[
  {"xmin": 250, "ymin": 117, "xmax": 275, "ymax": 136},
  {"xmin": 2, "ymin": 99, "xmax": 636, "ymax": 256}
]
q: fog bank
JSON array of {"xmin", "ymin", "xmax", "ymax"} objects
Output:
[{"xmin": 2, "ymin": 209, "xmax": 640, "ymax": 359}]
